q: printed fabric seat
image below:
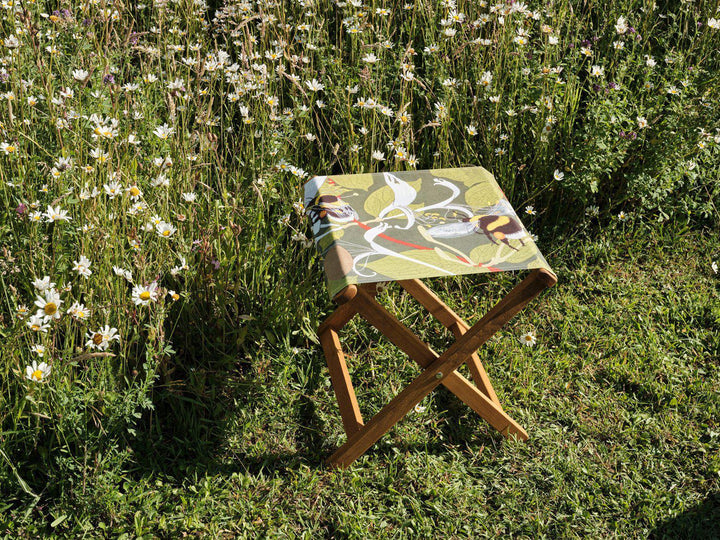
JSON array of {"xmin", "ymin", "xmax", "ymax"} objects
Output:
[{"xmin": 304, "ymin": 166, "xmax": 556, "ymax": 468}]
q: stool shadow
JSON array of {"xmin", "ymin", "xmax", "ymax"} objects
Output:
[{"xmin": 649, "ymin": 493, "xmax": 720, "ymax": 539}]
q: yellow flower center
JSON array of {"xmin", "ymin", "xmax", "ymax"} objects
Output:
[
  {"xmin": 32, "ymin": 324, "xmax": 40, "ymax": 331},
  {"xmin": 139, "ymin": 291, "xmax": 151, "ymax": 301},
  {"xmin": 162, "ymin": 230, "xmax": 170, "ymax": 236},
  {"xmin": 44, "ymin": 302, "xmax": 57, "ymax": 315},
  {"xmin": 32, "ymin": 369, "xmax": 43, "ymax": 380},
  {"xmin": 130, "ymin": 187, "xmax": 140, "ymax": 196}
]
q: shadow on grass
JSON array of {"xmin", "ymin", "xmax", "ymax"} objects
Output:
[
  {"xmin": 650, "ymin": 492, "xmax": 720, "ymax": 540},
  {"xmin": 126, "ymin": 336, "xmax": 500, "ymax": 482}
]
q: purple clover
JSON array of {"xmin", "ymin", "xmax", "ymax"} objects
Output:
[
  {"xmin": 15, "ymin": 203, "xmax": 27, "ymax": 217},
  {"xmin": 103, "ymin": 74, "xmax": 115, "ymax": 85}
]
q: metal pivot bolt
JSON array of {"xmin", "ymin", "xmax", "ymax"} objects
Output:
[{"xmin": 435, "ymin": 371, "xmax": 443, "ymax": 379}]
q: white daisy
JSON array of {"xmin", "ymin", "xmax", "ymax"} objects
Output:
[
  {"xmin": 73, "ymin": 255, "xmax": 92, "ymax": 278},
  {"xmin": 520, "ymin": 331, "xmax": 537, "ymax": 347},
  {"xmin": 132, "ymin": 282, "xmax": 159, "ymax": 306},
  {"xmin": 26, "ymin": 361, "xmax": 51, "ymax": 382}
]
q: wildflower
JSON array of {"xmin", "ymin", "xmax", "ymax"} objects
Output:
[
  {"xmin": 27, "ymin": 315, "xmax": 50, "ymax": 333},
  {"xmin": 371, "ymin": 150, "xmax": 386, "ymax": 161},
  {"xmin": 182, "ymin": 192, "xmax": 196, "ymax": 202},
  {"xmin": 33, "ymin": 276, "xmax": 56, "ymax": 292},
  {"xmin": 72, "ymin": 69, "xmax": 90, "ymax": 82},
  {"xmin": 525, "ymin": 206, "xmax": 537, "ymax": 215},
  {"xmin": 26, "ymin": 361, "xmax": 51, "ymax": 382},
  {"xmin": 615, "ymin": 16, "xmax": 628, "ymax": 35},
  {"xmin": 168, "ymin": 290, "xmax": 180, "ymax": 301},
  {"xmin": 666, "ymin": 85, "xmax": 680, "ymax": 95},
  {"xmin": 466, "ymin": 125, "xmax": 478, "ymax": 136},
  {"xmin": 68, "ymin": 302, "xmax": 90, "ymax": 320},
  {"xmin": 132, "ymin": 282, "xmax": 159, "ymax": 306},
  {"xmin": 712, "ymin": 261, "xmax": 718, "ymax": 274},
  {"xmin": 113, "ymin": 265, "xmax": 133, "ymax": 282},
  {"xmin": 155, "ymin": 221, "xmax": 177, "ymax": 238},
  {"xmin": 590, "ymin": 65, "xmax": 604, "ymax": 77},
  {"xmin": 45, "ymin": 205, "xmax": 71, "ymax": 222},
  {"xmin": 520, "ymin": 331, "xmax": 536, "ymax": 347},
  {"xmin": 0, "ymin": 142, "xmax": 17, "ymax": 154},
  {"xmin": 553, "ymin": 169, "xmax": 564, "ymax": 181},
  {"xmin": 637, "ymin": 116, "xmax": 648, "ymax": 129},
  {"xmin": 708, "ymin": 18, "xmax": 719, "ymax": 30},
  {"xmin": 305, "ymin": 78, "xmax": 324, "ymax": 91},
  {"xmin": 618, "ymin": 211, "xmax": 628, "ymax": 221},
  {"xmin": 30, "ymin": 344, "xmax": 46, "ymax": 357},
  {"xmin": 104, "ymin": 181, "xmax": 122, "ymax": 198},
  {"xmin": 86, "ymin": 325, "xmax": 121, "ymax": 350},
  {"xmin": 362, "ymin": 53, "xmax": 378, "ymax": 63},
  {"xmin": 170, "ymin": 256, "xmax": 188, "ymax": 276},
  {"xmin": 127, "ymin": 184, "xmax": 143, "ymax": 199},
  {"xmin": 34, "ymin": 289, "xmax": 62, "ymax": 320},
  {"xmin": 480, "ymin": 71, "xmax": 492, "ymax": 88},
  {"xmin": 153, "ymin": 123, "xmax": 175, "ymax": 140},
  {"xmin": 73, "ymin": 255, "xmax": 92, "ymax": 278}
]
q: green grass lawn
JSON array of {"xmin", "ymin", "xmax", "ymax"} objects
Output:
[{"xmin": 5, "ymin": 223, "xmax": 716, "ymax": 538}]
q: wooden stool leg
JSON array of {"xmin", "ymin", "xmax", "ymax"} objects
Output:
[
  {"xmin": 319, "ymin": 328, "xmax": 364, "ymax": 436},
  {"xmin": 351, "ymin": 288, "xmax": 519, "ymax": 435},
  {"xmin": 400, "ymin": 279, "xmax": 502, "ymax": 407},
  {"xmin": 449, "ymin": 321, "xmax": 501, "ymax": 409},
  {"xmin": 329, "ymin": 269, "xmax": 555, "ymax": 468}
]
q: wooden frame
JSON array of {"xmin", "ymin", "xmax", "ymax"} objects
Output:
[{"xmin": 317, "ymin": 269, "xmax": 557, "ymax": 468}]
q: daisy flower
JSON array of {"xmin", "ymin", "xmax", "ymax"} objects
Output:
[
  {"xmin": 127, "ymin": 184, "xmax": 143, "ymax": 199},
  {"xmin": 33, "ymin": 276, "xmax": 56, "ymax": 292},
  {"xmin": 155, "ymin": 221, "xmax": 177, "ymax": 238},
  {"xmin": 132, "ymin": 282, "xmax": 159, "ymax": 306},
  {"xmin": 45, "ymin": 205, "xmax": 71, "ymax": 222},
  {"xmin": 68, "ymin": 302, "xmax": 90, "ymax": 321},
  {"xmin": 27, "ymin": 315, "xmax": 51, "ymax": 333},
  {"xmin": 86, "ymin": 325, "xmax": 121, "ymax": 351},
  {"xmin": 26, "ymin": 361, "xmax": 51, "ymax": 382},
  {"xmin": 113, "ymin": 265, "xmax": 133, "ymax": 282},
  {"xmin": 73, "ymin": 255, "xmax": 92, "ymax": 278},
  {"xmin": 520, "ymin": 331, "xmax": 537, "ymax": 347},
  {"xmin": 34, "ymin": 289, "xmax": 62, "ymax": 320},
  {"xmin": 30, "ymin": 344, "xmax": 46, "ymax": 357},
  {"xmin": 153, "ymin": 123, "xmax": 175, "ymax": 140}
]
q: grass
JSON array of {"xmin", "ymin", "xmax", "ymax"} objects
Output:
[{"xmin": 3, "ymin": 222, "xmax": 717, "ymax": 538}]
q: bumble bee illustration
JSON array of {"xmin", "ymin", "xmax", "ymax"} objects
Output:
[
  {"xmin": 305, "ymin": 194, "xmax": 358, "ymax": 229},
  {"xmin": 427, "ymin": 213, "xmax": 528, "ymax": 251}
]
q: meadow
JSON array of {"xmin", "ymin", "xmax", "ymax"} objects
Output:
[{"xmin": 0, "ymin": 0, "xmax": 718, "ymax": 537}]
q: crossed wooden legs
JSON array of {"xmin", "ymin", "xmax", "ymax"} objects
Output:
[{"xmin": 317, "ymin": 269, "xmax": 557, "ymax": 468}]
